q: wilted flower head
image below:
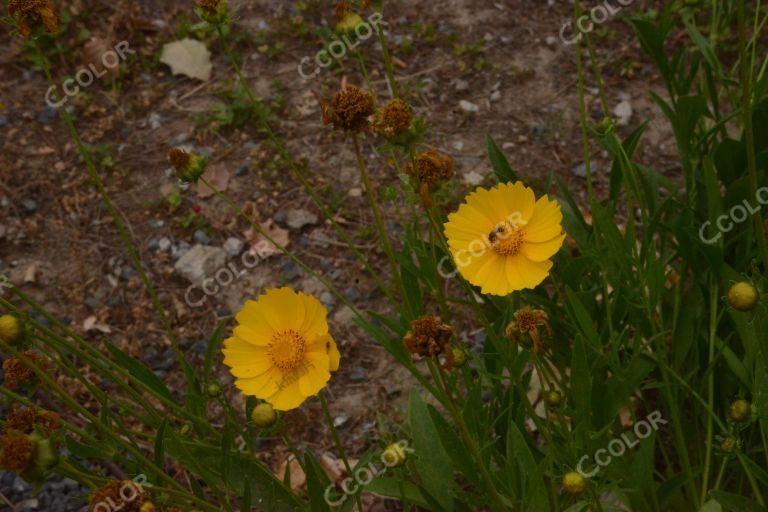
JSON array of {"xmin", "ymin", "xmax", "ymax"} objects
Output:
[
  {"xmin": 403, "ymin": 316, "xmax": 455, "ymax": 368},
  {"xmin": 322, "ymin": 86, "xmax": 375, "ymax": 133},
  {"xmin": 373, "ymin": 99, "xmax": 413, "ymax": 139},
  {"xmin": 5, "ymin": 406, "xmax": 61, "ymax": 437},
  {"xmin": 0, "ymin": 431, "xmax": 33, "ymax": 472},
  {"xmin": 89, "ymin": 480, "xmax": 148, "ymax": 512},
  {"xmin": 7, "ymin": 0, "xmax": 59, "ymax": 39},
  {"xmin": 505, "ymin": 307, "xmax": 552, "ymax": 352},
  {"xmin": 334, "ymin": 2, "xmax": 365, "ymax": 36},
  {"xmin": 406, "ymin": 151, "xmax": 454, "ymax": 207},
  {"xmin": 2, "ymin": 351, "xmax": 48, "ymax": 390},
  {"xmin": 0, "ymin": 431, "xmax": 57, "ymax": 483},
  {"xmin": 195, "ymin": 0, "xmax": 228, "ymax": 24},
  {"xmin": 168, "ymin": 148, "xmax": 206, "ymax": 185}
]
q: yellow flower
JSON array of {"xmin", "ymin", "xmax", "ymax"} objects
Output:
[
  {"xmin": 727, "ymin": 282, "xmax": 758, "ymax": 312},
  {"xmin": 562, "ymin": 471, "xmax": 586, "ymax": 494},
  {"xmin": 444, "ymin": 182, "xmax": 566, "ymax": 295},
  {"xmin": 222, "ymin": 288, "xmax": 341, "ymax": 411}
]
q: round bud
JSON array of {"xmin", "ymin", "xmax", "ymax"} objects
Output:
[
  {"xmin": 727, "ymin": 282, "xmax": 758, "ymax": 312},
  {"xmin": 207, "ymin": 384, "xmax": 221, "ymax": 398},
  {"xmin": 0, "ymin": 315, "xmax": 22, "ymax": 345},
  {"xmin": 728, "ymin": 399, "xmax": 751, "ymax": 423},
  {"xmin": 562, "ymin": 471, "xmax": 586, "ymax": 495},
  {"xmin": 251, "ymin": 403, "xmax": 277, "ymax": 428},
  {"xmin": 544, "ymin": 390, "xmax": 563, "ymax": 408},
  {"xmin": 381, "ymin": 442, "xmax": 407, "ymax": 467}
]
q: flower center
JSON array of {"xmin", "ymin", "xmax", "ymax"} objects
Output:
[
  {"xmin": 488, "ymin": 221, "xmax": 524, "ymax": 256},
  {"xmin": 268, "ymin": 329, "xmax": 306, "ymax": 370}
]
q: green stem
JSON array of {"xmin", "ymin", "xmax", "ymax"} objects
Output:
[{"xmin": 319, "ymin": 391, "xmax": 364, "ymax": 512}]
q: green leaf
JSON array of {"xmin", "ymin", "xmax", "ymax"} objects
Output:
[
  {"xmin": 104, "ymin": 341, "xmax": 174, "ymax": 403},
  {"xmin": 699, "ymin": 499, "xmax": 723, "ymax": 512},
  {"xmin": 304, "ymin": 451, "xmax": 332, "ymax": 512},
  {"xmin": 571, "ymin": 334, "xmax": 593, "ymax": 436},
  {"xmin": 409, "ymin": 390, "xmax": 455, "ymax": 511},
  {"xmin": 488, "ymin": 136, "xmax": 518, "ymax": 183},
  {"xmin": 366, "ymin": 477, "xmax": 430, "ymax": 508},
  {"xmin": 709, "ymin": 490, "xmax": 766, "ymax": 512},
  {"xmin": 427, "ymin": 405, "xmax": 481, "ymax": 488},
  {"xmin": 154, "ymin": 419, "xmax": 167, "ymax": 469}
]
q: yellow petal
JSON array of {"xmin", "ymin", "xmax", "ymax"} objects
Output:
[
  {"xmin": 297, "ymin": 292, "xmax": 329, "ymax": 338},
  {"xmin": 298, "ymin": 363, "xmax": 331, "ymax": 397},
  {"xmin": 235, "ymin": 300, "xmax": 276, "ymax": 340},
  {"xmin": 498, "ymin": 181, "xmax": 536, "ymax": 222},
  {"xmin": 264, "ymin": 379, "xmax": 308, "ymax": 411},
  {"xmin": 233, "ymin": 324, "xmax": 271, "ymax": 346},
  {"xmin": 521, "ymin": 233, "xmax": 566, "ymax": 262},
  {"xmin": 505, "ymin": 255, "xmax": 552, "ymax": 291},
  {"xmin": 234, "ymin": 367, "xmax": 282, "ymax": 398},
  {"xmin": 524, "ymin": 196, "xmax": 563, "ymax": 243},
  {"xmin": 256, "ymin": 288, "xmax": 303, "ymax": 332},
  {"xmin": 325, "ymin": 335, "xmax": 341, "ymax": 372},
  {"xmin": 222, "ymin": 337, "xmax": 271, "ymax": 376}
]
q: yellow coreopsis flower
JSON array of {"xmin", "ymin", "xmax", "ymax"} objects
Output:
[
  {"xmin": 444, "ymin": 181, "xmax": 566, "ymax": 295},
  {"xmin": 222, "ymin": 288, "xmax": 341, "ymax": 411}
]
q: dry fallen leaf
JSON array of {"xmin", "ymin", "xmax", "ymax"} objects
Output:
[
  {"xmin": 244, "ymin": 219, "xmax": 290, "ymax": 259},
  {"xmin": 83, "ymin": 315, "xmax": 112, "ymax": 334},
  {"xmin": 160, "ymin": 38, "xmax": 212, "ymax": 81},
  {"xmin": 83, "ymin": 36, "xmax": 120, "ymax": 80},
  {"xmin": 197, "ymin": 164, "xmax": 230, "ymax": 198}
]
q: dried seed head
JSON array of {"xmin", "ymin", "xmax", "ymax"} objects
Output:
[
  {"xmin": 5, "ymin": 406, "xmax": 60, "ymax": 437},
  {"xmin": 406, "ymin": 151, "xmax": 453, "ymax": 207},
  {"xmin": 373, "ymin": 99, "xmax": 413, "ymax": 138},
  {"xmin": 7, "ymin": 0, "xmax": 59, "ymax": 39},
  {"xmin": 89, "ymin": 480, "xmax": 147, "ymax": 512},
  {"xmin": 197, "ymin": 0, "xmax": 219, "ymax": 13},
  {"xmin": 333, "ymin": 1, "xmax": 353, "ymax": 19},
  {"xmin": 195, "ymin": 0, "xmax": 228, "ymax": 24},
  {"xmin": 0, "ymin": 431, "xmax": 34, "ymax": 472},
  {"xmin": 322, "ymin": 86, "xmax": 375, "ymax": 133},
  {"xmin": 403, "ymin": 316, "xmax": 453, "ymax": 359},
  {"xmin": 719, "ymin": 436, "xmax": 738, "ymax": 454},
  {"xmin": 505, "ymin": 307, "xmax": 552, "ymax": 352},
  {"xmin": 2, "ymin": 351, "xmax": 48, "ymax": 390},
  {"xmin": 168, "ymin": 148, "xmax": 206, "ymax": 184}
]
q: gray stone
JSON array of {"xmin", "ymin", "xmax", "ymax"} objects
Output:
[
  {"xmin": 223, "ymin": 237, "xmax": 245, "ymax": 257},
  {"xmin": 286, "ymin": 208, "xmax": 318, "ymax": 230},
  {"xmin": 158, "ymin": 237, "xmax": 172, "ymax": 252},
  {"xmin": 193, "ymin": 229, "xmax": 211, "ymax": 245},
  {"xmin": 174, "ymin": 244, "xmax": 227, "ymax": 283}
]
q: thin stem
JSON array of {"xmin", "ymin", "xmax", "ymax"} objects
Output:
[{"xmin": 319, "ymin": 391, "xmax": 364, "ymax": 512}]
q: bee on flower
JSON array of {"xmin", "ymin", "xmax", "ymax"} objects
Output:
[{"xmin": 444, "ymin": 181, "xmax": 566, "ymax": 295}]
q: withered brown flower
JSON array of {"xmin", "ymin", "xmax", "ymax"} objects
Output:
[
  {"xmin": 505, "ymin": 307, "xmax": 552, "ymax": 352},
  {"xmin": 2, "ymin": 351, "xmax": 48, "ymax": 390},
  {"xmin": 406, "ymin": 151, "xmax": 454, "ymax": 207},
  {"xmin": 196, "ymin": 0, "xmax": 219, "ymax": 14},
  {"xmin": 7, "ymin": 0, "xmax": 59, "ymax": 39},
  {"xmin": 373, "ymin": 99, "xmax": 413, "ymax": 138},
  {"xmin": 5, "ymin": 406, "xmax": 61, "ymax": 437},
  {"xmin": 322, "ymin": 86, "xmax": 375, "ymax": 133},
  {"xmin": 403, "ymin": 316, "xmax": 455, "ymax": 369},
  {"xmin": 0, "ymin": 431, "xmax": 34, "ymax": 472},
  {"xmin": 89, "ymin": 480, "xmax": 148, "ymax": 512}
]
